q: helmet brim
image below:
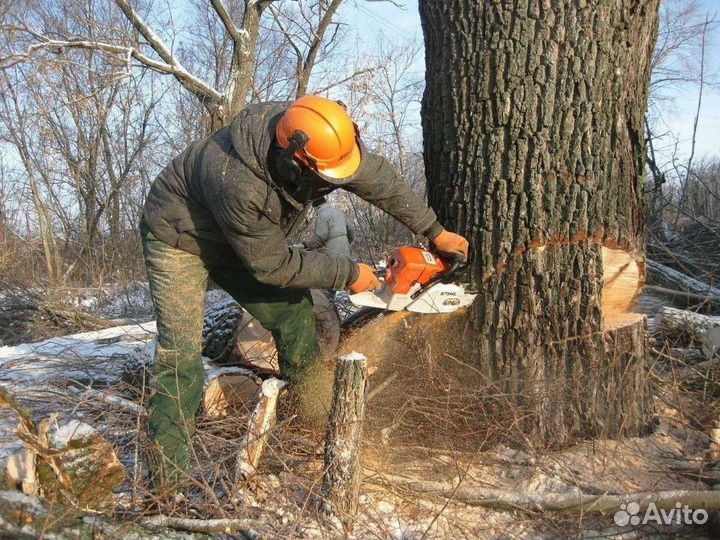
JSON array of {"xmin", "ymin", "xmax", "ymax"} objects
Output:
[{"xmin": 316, "ymin": 139, "xmax": 362, "ymax": 182}]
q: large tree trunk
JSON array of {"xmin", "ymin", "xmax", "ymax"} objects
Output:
[{"xmin": 419, "ymin": 0, "xmax": 659, "ymax": 447}]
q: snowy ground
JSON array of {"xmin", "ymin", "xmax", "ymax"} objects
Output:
[
  {"xmin": 0, "ymin": 323, "xmax": 156, "ymax": 466},
  {"xmin": 0, "ymin": 291, "xmax": 718, "ymax": 539}
]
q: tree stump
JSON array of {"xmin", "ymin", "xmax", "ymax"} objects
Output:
[{"xmin": 321, "ymin": 352, "xmax": 368, "ymax": 532}]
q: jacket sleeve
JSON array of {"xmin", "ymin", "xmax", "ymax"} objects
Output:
[
  {"xmin": 312, "ymin": 210, "xmax": 330, "ymax": 247},
  {"xmin": 213, "ymin": 190, "xmax": 358, "ymax": 290},
  {"xmin": 343, "ymin": 153, "xmax": 444, "ymax": 239},
  {"xmin": 346, "ymin": 215, "xmax": 356, "ymax": 245}
]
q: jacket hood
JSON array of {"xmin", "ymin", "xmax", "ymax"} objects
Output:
[{"xmin": 229, "ymin": 101, "xmax": 291, "ymax": 182}]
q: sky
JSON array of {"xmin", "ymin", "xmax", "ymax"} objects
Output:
[{"xmin": 344, "ymin": 0, "xmax": 720, "ymax": 166}]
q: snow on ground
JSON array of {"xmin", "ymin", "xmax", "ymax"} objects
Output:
[
  {"xmin": 97, "ymin": 281, "xmax": 154, "ymax": 319},
  {"xmin": 0, "ymin": 290, "xmax": 716, "ymax": 538},
  {"xmin": 0, "ymin": 322, "xmax": 159, "ymax": 463},
  {"xmin": 0, "ymin": 322, "xmax": 156, "ymax": 386}
]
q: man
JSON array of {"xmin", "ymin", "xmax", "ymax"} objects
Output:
[
  {"xmin": 305, "ymin": 202, "xmax": 356, "ymax": 260},
  {"xmin": 140, "ymin": 95, "xmax": 468, "ymax": 489}
]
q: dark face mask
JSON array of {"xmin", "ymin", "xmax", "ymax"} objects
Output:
[{"xmin": 272, "ymin": 144, "xmax": 336, "ymax": 203}]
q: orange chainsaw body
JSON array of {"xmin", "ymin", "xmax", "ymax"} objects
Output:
[{"xmin": 384, "ymin": 247, "xmax": 450, "ymax": 295}]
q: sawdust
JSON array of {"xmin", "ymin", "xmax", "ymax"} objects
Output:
[{"xmin": 334, "ymin": 309, "xmax": 518, "ymax": 455}]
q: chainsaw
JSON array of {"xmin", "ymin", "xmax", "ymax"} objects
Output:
[{"xmin": 349, "ymin": 246, "xmax": 477, "ymax": 314}]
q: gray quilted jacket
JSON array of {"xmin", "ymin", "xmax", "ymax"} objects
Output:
[{"xmin": 306, "ymin": 205, "xmax": 356, "ymax": 260}]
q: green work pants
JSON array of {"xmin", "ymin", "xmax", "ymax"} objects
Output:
[{"xmin": 141, "ymin": 227, "xmax": 321, "ymax": 486}]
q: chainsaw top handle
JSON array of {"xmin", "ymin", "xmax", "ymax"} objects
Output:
[
  {"xmin": 409, "ymin": 253, "xmax": 468, "ymax": 300},
  {"xmin": 433, "ymin": 247, "xmax": 468, "ymax": 275}
]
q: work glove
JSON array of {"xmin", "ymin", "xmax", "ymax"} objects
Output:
[
  {"xmin": 431, "ymin": 229, "xmax": 470, "ymax": 262},
  {"xmin": 348, "ymin": 263, "xmax": 381, "ymax": 293}
]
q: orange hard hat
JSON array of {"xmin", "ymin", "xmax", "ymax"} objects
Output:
[{"xmin": 275, "ymin": 95, "xmax": 362, "ymax": 181}]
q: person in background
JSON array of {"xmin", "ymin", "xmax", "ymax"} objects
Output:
[{"xmin": 305, "ymin": 201, "xmax": 356, "ymax": 261}]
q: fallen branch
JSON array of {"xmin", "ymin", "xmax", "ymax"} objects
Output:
[
  {"xmin": 645, "ymin": 284, "xmax": 715, "ymax": 303},
  {"xmin": 78, "ymin": 388, "xmax": 147, "ymax": 416},
  {"xmin": 647, "ymin": 259, "xmax": 720, "ymax": 308},
  {"xmin": 376, "ymin": 476, "xmax": 720, "ymax": 514},
  {"xmin": 648, "ymin": 238, "xmax": 707, "ymax": 278},
  {"xmin": 367, "ymin": 371, "xmax": 398, "ymax": 403},
  {"xmin": 142, "ymin": 515, "xmax": 260, "ymax": 536}
]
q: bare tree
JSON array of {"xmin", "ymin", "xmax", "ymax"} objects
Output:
[
  {"xmin": 1, "ymin": 0, "xmax": 391, "ymax": 128},
  {"xmin": 332, "ymin": 36, "xmax": 424, "ymax": 262},
  {"xmin": 0, "ymin": 0, "xmax": 162, "ymax": 283},
  {"xmin": 644, "ymin": 0, "xmax": 718, "ymax": 232},
  {"xmin": 0, "ymin": 77, "xmax": 63, "ymax": 283},
  {"xmin": 1, "ymin": 0, "xmax": 272, "ymax": 127},
  {"xmin": 268, "ymin": 0, "xmax": 344, "ymax": 98},
  {"xmin": 0, "ymin": 0, "xmax": 403, "ymax": 285}
]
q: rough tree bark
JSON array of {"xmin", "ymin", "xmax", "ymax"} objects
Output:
[{"xmin": 420, "ymin": 0, "xmax": 660, "ymax": 446}]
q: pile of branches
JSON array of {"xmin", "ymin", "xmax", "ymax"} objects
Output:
[
  {"xmin": 646, "ymin": 222, "xmax": 720, "ymax": 314},
  {"xmin": 0, "ymin": 280, "xmax": 112, "ymax": 346}
]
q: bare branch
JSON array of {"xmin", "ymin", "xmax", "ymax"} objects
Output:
[
  {"xmin": 209, "ymin": 0, "xmax": 241, "ymax": 42},
  {"xmin": 267, "ymin": 3, "xmax": 303, "ymax": 61},
  {"xmin": 112, "ymin": 0, "xmax": 176, "ymax": 66},
  {"xmin": 312, "ymin": 65, "xmax": 382, "ymax": 94},
  {"xmin": 297, "ymin": 0, "xmax": 343, "ymax": 96},
  {"xmin": 0, "ymin": 35, "xmax": 222, "ymax": 105},
  {"xmin": 112, "ymin": 0, "xmax": 222, "ymax": 107}
]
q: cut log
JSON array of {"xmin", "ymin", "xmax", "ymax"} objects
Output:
[
  {"xmin": 5, "ymin": 447, "xmax": 37, "ymax": 496},
  {"xmin": 703, "ymin": 327, "xmax": 720, "ymax": 359},
  {"xmin": 232, "ymin": 314, "xmax": 277, "ymax": 365},
  {"xmin": 651, "ymin": 307, "xmax": 720, "ymax": 355},
  {"xmin": 0, "ymin": 388, "xmax": 38, "ymax": 496},
  {"xmin": 647, "ymin": 259, "xmax": 720, "ymax": 308},
  {"xmin": 321, "ymin": 352, "xmax": 368, "ymax": 533},
  {"xmin": 204, "ymin": 374, "xmax": 261, "ymax": 419},
  {"xmin": 30, "ymin": 419, "xmax": 125, "ymax": 509},
  {"xmin": 235, "ymin": 377, "xmax": 285, "ymax": 482},
  {"xmin": 601, "ymin": 247, "xmax": 642, "ymax": 319},
  {"xmin": 1, "ymin": 388, "xmax": 123, "ymax": 509}
]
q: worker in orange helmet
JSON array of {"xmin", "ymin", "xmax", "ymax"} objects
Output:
[{"xmin": 140, "ymin": 95, "xmax": 469, "ymax": 490}]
